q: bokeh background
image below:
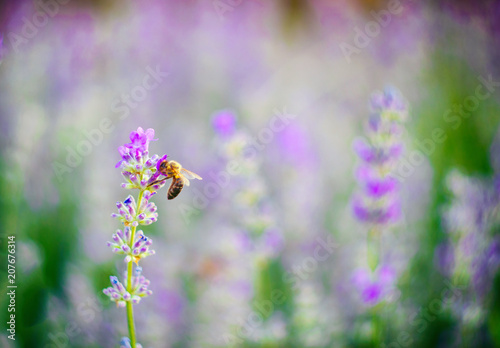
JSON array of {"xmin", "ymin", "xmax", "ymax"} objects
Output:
[{"xmin": 1, "ymin": 0, "xmax": 500, "ymax": 347}]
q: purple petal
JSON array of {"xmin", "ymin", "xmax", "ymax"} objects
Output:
[
  {"xmin": 362, "ymin": 283, "xmax": 383, "ymax": 304},
  {"xmin": 144, "ymin": 128, "xmax": 157, "ymax": 141},
  {"xmin": 263, "ymin": 228, "xmax": 283, "ymax": 253},
  {"xmin": 352, "ymin": 197, "xmax": 372, "ymax": 222},
  {"xmin": 366, "ymin": 177, "xmax": 398, "ymax": 197},
  {"xmin": 156, "ymin": 154, "xmax": 168, "ymax": 171},
  {"xmin": 389, "ymin": 143, "xmax": 404, "ymax": 158},
  {"xmin": 378, "ymin": 265, "xmax": 396, "ymax": 286},
  {"xmin": 434, "ymin": 242, "xmax": 455, "ymax": 276},
  {"xmin": 212, "ymin": 110, "xmax": 237, "ymax": 137},
  {"xmin": 370, "ymin": 92, "xmax": 385, "ymax": 111},
  {"xmin": 351, "ymin": 268, "xmax": 371, "ymax": 288},
  {"xmin": 353, "ymin": 138, "xmax": 376, "ymax": 163},
  {"xmin": 377, "ymin": 200, "xmax": 401, "ymax": 224},
  {"xmin": 356, "ymin": 165, "xmax": 398, "ymax": 197}
]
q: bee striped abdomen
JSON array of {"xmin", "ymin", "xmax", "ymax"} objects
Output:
[{"xmin": 167, "ymin": 177, "xmax": 184, "ymax": 200}]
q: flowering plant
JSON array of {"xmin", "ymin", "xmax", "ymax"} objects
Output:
[
  {"xmin": 351, "ymin": 88, "xmax": 408, "ymax": 306},
  {"xmin": 103, "ymin": 127, "xmax": 168, "ymax": 348}
]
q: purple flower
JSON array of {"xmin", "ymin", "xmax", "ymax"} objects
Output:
[
  {"xmin": 107, "ymin": 227, "xmax": 156, "ymax": 264},
  {"xmin": 352, "ymin": 265, "xmax": 396, "ymax": 305},
  {"xmin": 157, "ymin": 290, "xmax": 185, "ymax": 325},
  {"xmin": 353, "ymin": 138, "xmax": 376, "ymax": 163},
  {"xmin": 115, "ymin": 130, "xmax": 166, "ymax": 192},
  {"xmin": 443, "ymin": 170, "xmax": 500, "ymax": 307},
  {"xmin": 351, "ymin": 87, "xmax": 407, "ymax": 227},
  {"xmin": 103, "ymin": 276, "xmax": 130, "ymax": 308},
  {"xmin": 116, "ymin": 127, "xmax": 157, "ymax": 168},
  {"xmin": 103, "ymin": 267, "xmax": 152, "ymax": 307},
  {"xmin": 352, "ymin": 196, "xmax": 401, "ymax": 225},
  {"xmin": 370, "ymin": 88, "xmax": 405, "ymax": 113},
  {"xmin": 212, "ymin": 110, "xmax": 237, "ymax": 137},
  {"xmin": 277, "ymin": 123, "xmax": 317, "ymax": 166},
  {"xmin": 434, "ymin": 242, "xmax": 455, "ymax": 276},
  {"xmin": 261, "ymin": 228, "xmax": 284, "ymax": 257},
  {"xmin": 471, "ymin": 237, "xmax": 500, "ymax": 300},
  {"xmin": 126, "ymin": 127, "xmax": 157, "ymax": 153},
  {"xmin": 111, "ymin": 194, "xmax": 158, "ymax": 226},
  {"xmin": 487, "ymin": 237, "xmax": 500, "ymax": 269},
  {"xmin": 356, "ymin": 165, "xmax": 398, "ymax": 197}
]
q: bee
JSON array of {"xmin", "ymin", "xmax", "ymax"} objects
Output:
[{"xmin": 154, "ymin": 159, "xmax": 202, "ymax": 200}]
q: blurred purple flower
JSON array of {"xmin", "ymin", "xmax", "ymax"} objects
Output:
[
  {"xmin": 487, "ymin": 237, "xmax": 500, "ymax": 268},
  {"xmin": 444, "ymin": 170, "xmax": 500, "ymax": 306},
  {"xmin": 472, "ymin": 237, "xmax": 500, "ymax": 300},
  {"xmin": 230, "ymin": 280, "xmax": 253, "ymax": 299},
  {"xmin": 157, "ymin": 289, "xmax": 185, "ymax": 325},
  {"xmin": 352, "ymin": 265, "xmax": 396, "ymax": 306},
  {"xmin": 277, "ymin": 123, "xmax": 317, "ymax": 166},
  {"xmin": 356, "ymin": 165, "xmax": 398, "ymax": 197},
  {"xmin": 353, "ymin": 138, "xmax": 376, "ymax": 163},
  {"xmin": 434, "ymin": 242, "xmax": 455, "ymax": 277},
  {"xmin": 212, "ymin": 110, "xmax": 237, "ymax": 137},
  {"xmin": 261, "ymin": 228, "xmax": 284, "ymax": 256},
  {"xmin": 352, "ymin": 196, "xmax": 401, "ymax": 225},
  {"xmin": 235, "ymin": 231, "xmax": 254, "ymax": 253},
  {"xmin": 351, "ymin": 87, "xmax": 408, "ymax": 226},
  {"xmin": 370, "ymin": 87, "xmax": 405, "ymax": 112}
]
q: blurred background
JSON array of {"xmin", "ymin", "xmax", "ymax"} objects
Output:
[{"xmin": 1, "ymin": 0, "xmax": 500, "ymax": 347}]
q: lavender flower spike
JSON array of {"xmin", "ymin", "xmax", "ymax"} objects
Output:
[
  {"xmin": 104, "ymin": 127, "xmax": 201, "ymax": 347},
  {"xmin": 352, "ymin": 87, "xmax": 408, "ymax": 227},
  {"xmin": 351, "ymin": 87, "xmax": 408, "ymax": 271},
  {"xmin": 103, "ymin": 127, "xmax": 167, "ymax": 348}
]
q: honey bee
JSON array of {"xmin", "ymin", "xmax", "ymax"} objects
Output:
[{"xmin": 154, "ymin": 159, "xmax": 202, "ymax": 200}]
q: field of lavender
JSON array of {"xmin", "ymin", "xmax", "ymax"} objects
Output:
[{"xmin": 1, "ymin": 0, "xmax": 500, "ymax": 347}]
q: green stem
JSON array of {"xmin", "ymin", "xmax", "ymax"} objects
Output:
[
  {"xmin": 370, "ymin": 306, "xmax": 383, "ymax": 347},
  {"xmin": 126, "ymin": 294, "xmax": 136, "ymax": 347},
  {"xmin": 367, "ymin": 227, "xmax": 380, "ymax": 272},
  {"xmin": 126, "ymin": 190, "xmax": 144, "ymax": 348}
]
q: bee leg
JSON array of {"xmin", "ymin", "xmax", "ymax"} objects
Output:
[{"xmin": 147, "ymin": 178, "xmax": 168, "ymax": 187}]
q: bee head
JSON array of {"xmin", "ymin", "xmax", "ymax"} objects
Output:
[{"xmin": 159, "ymin": 160, "xmax": 169, "ymax": 171}]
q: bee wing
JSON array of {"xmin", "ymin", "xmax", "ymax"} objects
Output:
[
  {"xmin": 182, "ymin": 175, "xmax": 191, "ymax": 187},
  {"xmin": 180, "ymin": 168, "xmax": 203, "ymax": 181}
]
